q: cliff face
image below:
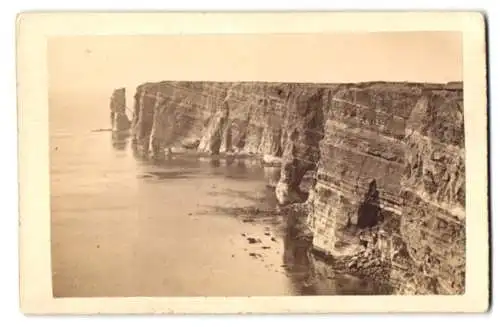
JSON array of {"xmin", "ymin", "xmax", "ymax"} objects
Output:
[
  {"xmin": 398, "ymin": 93, "xmax": 465, "ymax": 294},
  {"xmin": 128, "ymin": 81, "xmax": 464, "ymax": 294},
  {"xmin": 130, "ymin": 82, "xmax": 328, "ymax": 156},
  {"xmin": 306, "ymin": 84, "xmax": 465, "ymax": 294}
]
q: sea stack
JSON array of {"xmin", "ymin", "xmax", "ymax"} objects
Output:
[{"xmin": 110, "ymin": 87, "xmax": 131, "ymax": 132}]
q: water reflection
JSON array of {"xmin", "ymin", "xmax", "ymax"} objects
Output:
[
  {"xmin": 209, "ymin": 158, "xmax": 221, "ymax": 168},
  {"xmin": 263, "ymin": 166, "xmax": 281, "ymax": 188},
  {"xmin": 226, "ymin": 156, "xmax": 235, "ymax": 166},
  {"xmin": 110, "ymin": 138, "xmax": 385, "ymax": 295},
  {"xmin": 130, "ymin": 139, "xmax": 143, "ymax": 160},
  {"xmin": 111, "ymin": 131, "xmax": 129, "ymax": 151},
  {"xmin": 282, "ymin": 215, "xmax": 318, "ymax": 295}
]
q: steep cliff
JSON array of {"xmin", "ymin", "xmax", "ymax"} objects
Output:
[
  {"xmin": 127, "ymin": 80, "xmax": 464, "ymax": 294},
  {"xmin": 306, "ymin": 84, "xmax": 465, "ymax": 295}
]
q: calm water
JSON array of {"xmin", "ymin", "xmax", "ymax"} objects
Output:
[{"xmin": 50, "ymin": 95, "xmax": 382, "ymax": 297}]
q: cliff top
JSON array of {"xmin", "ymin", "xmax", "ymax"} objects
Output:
[{"xmin": 136, "ymin": 80, "xmax": 463, "ymax": 91}]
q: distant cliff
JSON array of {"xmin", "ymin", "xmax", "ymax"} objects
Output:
[{"xmin": 127, "ymin": 80, "xmax": 465, "ymax": 294}]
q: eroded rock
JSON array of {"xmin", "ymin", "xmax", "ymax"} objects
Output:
[
  {"xmin": 110, "ymin": 87, "xmax": 131, "ymax": 132},
  {"xmin": 124, "ymin": 80, "xmax": 465, "ymax": 294},
  {"xmin": 305, "ymin": 85, "xmax": 464, "ymax": 294}
]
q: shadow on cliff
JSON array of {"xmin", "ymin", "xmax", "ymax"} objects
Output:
[{"xmin": 355, "ymin": 179, "xmax": 383, "ymax": 229}]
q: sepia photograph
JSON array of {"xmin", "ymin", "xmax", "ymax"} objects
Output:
[{"xmin": 17, "ymin": 12, "xmax": 489, "ymax": 314}]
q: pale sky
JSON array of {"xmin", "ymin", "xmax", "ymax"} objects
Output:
[{"xmin": 48, "ymin": 32, "xmax": 462, "ymax": 96}]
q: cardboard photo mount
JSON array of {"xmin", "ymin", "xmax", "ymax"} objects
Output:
[{"xmin": 17, "ymin": 12, "xmax": 489, "ymax": 314}]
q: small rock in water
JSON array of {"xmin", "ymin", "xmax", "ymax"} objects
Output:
[
  {"xmin": 243, "ymin": 218, "xmax": 255, "ymax": 223},
  {"xmin": 241, "ymin": 233, "xmax": 246, "ymax": 237},
  {"xmin": 261, "ymin": 246, "xmax": 271, "ymax": 250},
  {"xmin": 271, "ymin": 237, "xmax": 277, "ymax": 242},
  {"xmin": 247, "ymin": 237, "xmax": 261, "ymax": 244},
  {"xmin": 264, "ymin": 232, "xmax": 271, "ymax": 236}
]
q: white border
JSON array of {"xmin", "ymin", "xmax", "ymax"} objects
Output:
[{"xmin": 15, "ymin": 11, "xmax": 489, "ymax": 315}]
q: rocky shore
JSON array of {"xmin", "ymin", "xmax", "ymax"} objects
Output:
[{"xmin": 113, "ymin": 80, "xmax": 465, "ymax": 295}]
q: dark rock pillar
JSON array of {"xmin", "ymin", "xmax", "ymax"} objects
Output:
[{"xmin": 110, "ymin": 87, "xmax": 131, "ymax": 132}]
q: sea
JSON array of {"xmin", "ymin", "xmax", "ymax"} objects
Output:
[{"xmin": 49, "ymin": 91, "xmax": 381, "ymax": 297}]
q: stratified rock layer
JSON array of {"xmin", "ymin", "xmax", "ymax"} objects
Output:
[
  {"xmin": 306, "ymin": 84, "xmax": 465, "ymax": 295},
  {"xmin": 128, "ymin": 80, "xmax": 465, "ymax": 294}
]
